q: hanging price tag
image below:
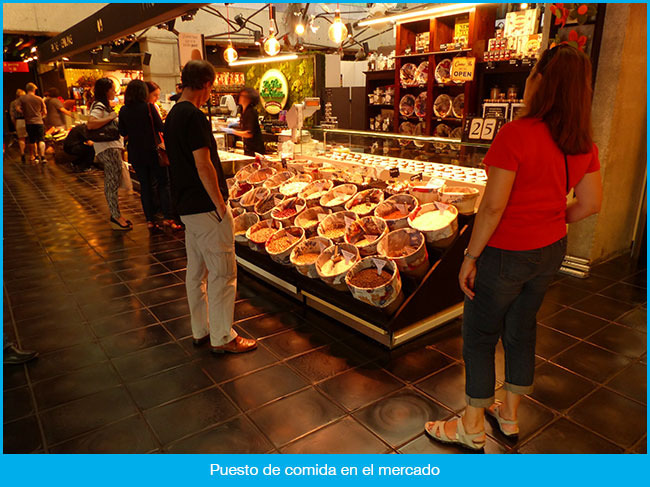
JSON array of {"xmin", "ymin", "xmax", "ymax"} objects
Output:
[
  {"xmin": 389, "ymin": 167, "xmax": 400, "ymax": 178},
  {"xmin": 341, "ymin": 249, "xmax": 355, "ymax": 265},
  {"xmin": 365, "ymin": 234, "xmax": 379, "ymax": 243},
  {"xmin": 435, "ymin": 201, "xmax": 451, "ymax": 213},
  {"xmin": 256, "ymin": 192, "xmax": 264, "ymax": 200},
  {"xmin": 410, "ymin": 173, "xmax": 423, "ymax": 181},
  {"xmin": 274, "ymin": 196, "xmax": 283, "ymax": 206},
  {"xmin": 317, "ymin": 213, "xmax": 327, "ymax": 222},
  {"xmin": 396, "ymin": 203, "xmax": 408, "ymax": 215},
  {"xmin": 344, "ymin": 216, "xmax": 355, "ymax": 230},
  {"xmin": 371, "ymin": 258, "xmax": 386, "ymax": 276}
]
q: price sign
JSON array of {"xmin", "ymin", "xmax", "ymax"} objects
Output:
[
  {"xmin": 389, "ymin": 167, "xmax": 400, "ymax": 178},
  {"xmin": 462, "ymin": 117, "xmax": 505, "ymax": 143},
  {"xmin": 281, "ymin": 158, "xmax": 287, "ymax": 169},
  {"xmin": 371, "ymin": 258, "xmax": 386, "ymax": 276},
  {"xmin": 467, "ymin": 118, "xmax": 484, "ymax": 140},
  {"xmin": 481, "ymin": 118, "xmax": 498, "ymax": 140},
  {"xmin": 451, "ymin": 57, "xmax": 476, "ymax": 82}
]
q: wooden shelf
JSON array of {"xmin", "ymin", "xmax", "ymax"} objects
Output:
[
  {"xmin": 429, "ymin": 48, "xmax": 472, "ymax": 55},
  {"xmin": 368, "ymin": 104, "xmax": 395, "ymax": 108},
  {"xmin": 395, "ymin": 51, "xmax": 436, "ymax": 59},
  {"xmin": 363, "ymin": 69, "xmax": 395, "ymax": 74},
  {"xmin": 432, "ymin": 117, "xmax": 463, "ymax": 123}
]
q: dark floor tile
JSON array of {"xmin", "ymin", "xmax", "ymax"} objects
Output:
[
  {"xmin": 553, "ymin": 341, "xmax": 632, "ymax": 383},
  {"xmin": 136, "ymin": 284, "xmax": 187, "ymax": 307},
  {"xmin": 282, "ymin": 416, "xmax": 389, "ymax": 454},
  {"xmin": 198, "ymin": 344, "xmax": 278, "ymax": 383},
  {"xmin": 167, "ymin": 416, "xmax": 272, "ymax": 454},
  {"xmin": 100, "ymin": 324, "xmax": 173, "ymax": 358},
  {"xmin": 484, "ymin": 391, "xmax": 555, "ymax": 445},
  {"xmin": 318, "ymin": 364, "xmax": 404, "ymax": 411},
  {"xmin": 426, "ymin": 319, "xmax": 463, "ymax": 359},
  {"xmin": 571, "ymin": 295, "xmax": 635, "ymax": 322},
  {"xmin": 261, "ymin": 325, "xmax": 335, "ymax": 359},
  {"xmin": 15, "ymin": 307, "xmax": 86, "ymax": 336},
  {"xmin": 50, "ymin": 415, "xmax": 158, "ymax": 453},
  {"xmin": 153, "ymin": 248, "xmax": 187, "ymax": 263},
  {"xmin": 32, "ymin": 361, "xmax": 121, "ymax": 410},
  {"xmin": 149, "ymin": 298, "xmax": 190, "ymax": 322},
  {"xmin": 598, "ymin": 282, "xmax": 647, "ymax": 305},
  {"xmin": 622, "ymin": 271, "xmax": 646, "ymax": 289},
  {"xmin": 27, "ymin": 342, "xmax": 108, "ymax": 382},
  {"xmin": 632, "ymin": 437, "xmax": 647, "ymax": 454},
  {"xmin": 591, "ymin": 257, "xmax": 641, "ymax": 280},
  {"xmin": 535, "ymin": 325, "xmax": 578, "ymax": 360},
  {"xmin": 19, "ymin": 323, "xmax": 95, "ymax": 354},
  {"xmin": 354, "ymin": 389, "xmax": 451, "ymax": 448},
  {"xmin": 519, "ymin": 418, "xmax": 622, "ymax": 453},
  {"xmin": 90, "ymin": 308, "xmax": 159, "ymax": 338},
  {"xmin": 561, "ymin": 274, "xmax": 617, "ymax": 293},
  {"xmin": 2, "ymin": 415, "xmax": 43, "ymax": 453},
  {"xmin": 65, "ymin": 272, "xmax": 124, "ymax": 292},
  {"xmin": 161, "ymin": 315, "xmax": 192, "ymax": 339},
  {"xmin": 568, "ymin": 387, "xmax": 646, "ymax": 448},
  {"xmin": 249, "ymin": 388, "xmax": 344, "ymax": 447},
  {"xmin": 3, "ymin": 386, "xmax": 34, "ymax": 422},
  {"xmin": 237, "ymin": 311, "xmax": 304, "ymax": 339},
  {"xmin": 586, "ymin": 323, "xmax": 646, "ymax": 358},
  {"xmin": 342, "ymin": 333, "xmax": 391, "ymax": 361},
  {"xmin": 111, "ymin": 342, "xmax": 189, "ymax": 381},
  {"xmin": 605, "ymin": 362, "xmax": 646, "ymax": 404},
  {"xmin": 11, "ymin": 299, "xmax": 81, "ymax": 323},
  {"xmin": 80, "ymin": 295, "xmax": 144, "ymax": 322},
  {"xmin": 3, "ymin": 364, "xmax": 28, "ymax": 390},
  {"xmin": 287, "ymin": 342, "xmax": 366, "ymax": 383},
  {"xmin": 116, "ymin": 263, "xmax": 170, "ymax": 281},
  {"xmin": 415, "ymin": 363, "xmax": 466, "ymax": 412},
  {"xmin": 222, "ymin": 364, "xmax": 308, "ymax": 411},
  {"xmin": 144, "ymin": 387, "xmax": 239, "ymax": 445},
  {"xmin": 540, "ymin": 308, "xmax": 609, "ymax": 339},
  {"xmin": 375, "ymin": 345, "xmax": 454, "ymax": 383},
  {"xmin": 530, "ymin": 362, "xmax": 596, "ymax": 412},
  {"xmin": 72, "ymin": 282, "xmax": 133, "ymax": 301},
  {"xmin": 234, "ymin": 298, "xmax": 278, "ymax": 322},
  {"xmin": 544, "ymin": 282, "xmax": 593, "ymax": 306},
  {"xmin": 537, "ymin": 300, "xmax": 565, "ymax": 320},
  {"xmin": 40, "ymin": 386, "xmax": 138, "ymax": 445},
  {"xmin": 615, "ymin": 306, "xmax": 647, "ymax": 331},
  {"xmin": 400, "ymin": 432, "xmax": 508, "ymax": 454},
  {"xmin": 124, "ymin": 272, "xmax": 183, "ymax": 294}
]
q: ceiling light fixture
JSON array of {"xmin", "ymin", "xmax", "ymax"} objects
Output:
[
  {"xmin": 328, "ymin": 5, "xmax": 348, "ymax": 44},
  {"xmin": 263, "ymin": 5, "xmax": 280, "ymax": 56},
  {"xmin": 223, "ymin": 4, "xmax": 238, "ymax": 63},
  {"xmin": 229, "ymin": 53, "xmax": 298, "ymax": 67},
  {"xmin": 295, "ymin": 21, "xmax": 305, "ymax": 36},
  {"xmin": 357, "ymin": 3, "xmax": 485, "ymax": 27},
  {"xmin": 101, "ymin": 45, "xmax": 111, "ymax": 62}
]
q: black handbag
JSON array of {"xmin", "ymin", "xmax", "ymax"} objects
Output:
[
  {"xmin": 147, "ymin": 103, "xmax": 169, "ymax": 167},
  {"xmin": 87, "ymin": 102, "xmax": 120, "ymax": 142}
]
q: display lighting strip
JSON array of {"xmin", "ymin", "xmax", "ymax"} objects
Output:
[
  {"xmin": 228, "ymin": 53, "xmax": 299, "ymax": 67},
  {"xmin": 357, "ymin": 3, "xmax": 486, "ymax": 27}
]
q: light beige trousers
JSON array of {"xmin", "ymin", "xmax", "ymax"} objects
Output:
[{"xmin": 180, "ymin": 209, "xmax": 238, "ymax": 347}]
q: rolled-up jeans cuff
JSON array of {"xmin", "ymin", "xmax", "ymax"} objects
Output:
[
  {"xmin": 465, "ymin": 394, "xmax": 494, "ymax": 408},
  {"xmin": 504, "ymin": 382, "xmax": 533, "ymax": 395}
]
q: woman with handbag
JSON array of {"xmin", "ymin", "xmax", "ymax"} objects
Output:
[
  {"xmin": 87, "ymin": 78, "xmax": 132, "ymax": 231},
  {"xmin": 118, "ymin": 79, "xmax": 180, "ymax": 231}
]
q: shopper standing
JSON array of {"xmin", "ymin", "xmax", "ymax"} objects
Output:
[
  {"xmin": 118, "ymin": 80, "xmax": 179, "ymax": 230},
  {"xmin": 145, "ymin": 81, "xmax": 162, "ymax": 117},
  {"xmin": 87, "ymin": 78, "xmax": 131, "ymax": 231},
  {"xmin": 44, "ymin": 88, "xmax": 72, "ymax": 133},
  {"xmin": 9, "ymin": 89, "xmax": 27, "ymax": 163},
  {"xmin": 425, "ymin": 45, "xmax": 603, "ymax": 450},
  {"xmin": 164, "ymin": 60, "xmax": 256, "ymax": 354},
  {"xmin": 226, "ymin": 87, "xmax": 265, "ymax": 156},
  {"xmin": 18, "ymin": 83, "xmax": 47, "ymax": 163}
]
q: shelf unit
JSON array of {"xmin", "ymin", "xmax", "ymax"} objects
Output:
[
  {"xmin": 363, "ymin": 69, "xmax": 396, "ymax": 132},
  {"xmin": 392, "ymin": 5, "xmax": 497, "ymax": 139}
]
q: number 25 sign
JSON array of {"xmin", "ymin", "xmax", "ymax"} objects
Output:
[{"xmin": 463, "ymin": 117, "xmax": 505, "ymax": 143}]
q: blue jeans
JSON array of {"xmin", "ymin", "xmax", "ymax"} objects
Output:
[{"xmin": 462, "ymin": 237, "xmax": 567, "ymax": 407}]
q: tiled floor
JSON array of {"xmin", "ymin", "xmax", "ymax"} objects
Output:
[{"xmin": 3, "ymin": 152, "xmax": 647, "ymax": 454}]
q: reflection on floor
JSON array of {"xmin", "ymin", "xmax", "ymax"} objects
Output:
[{"xmin": 3, "ymin": 153, "xmax": 646, "ymax": 454}]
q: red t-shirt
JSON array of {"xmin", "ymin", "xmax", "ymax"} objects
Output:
[{"xmin": 483, "ymin": 118, "xmax": 600, "ymax": 251}]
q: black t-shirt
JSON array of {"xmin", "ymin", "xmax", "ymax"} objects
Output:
[
  {"xmin": 163, "ymin": 101, "xmax": 228, "ymax": 216},
  {"xmin": 240, "ymin": 104, "xmax": 265, "ymax": 156}
]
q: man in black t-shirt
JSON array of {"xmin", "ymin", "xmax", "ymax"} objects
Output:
[{"xmin": 164, "ymin": 60, "xmax": 257, "ymax": 355}]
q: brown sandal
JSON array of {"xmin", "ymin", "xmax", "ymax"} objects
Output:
[{"xmin": 162, "ymin": 219, "xmax": 182, "ymax": 231}]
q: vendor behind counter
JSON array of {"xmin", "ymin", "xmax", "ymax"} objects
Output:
[{"xmin": 230, "ymin": 87, "xmax": 265, "ymax": 156}]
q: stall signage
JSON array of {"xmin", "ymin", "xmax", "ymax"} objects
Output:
[
  {"xmin": 3, "ymin": 62, "xmax": 29, "ymax": 73},
  {"xmin": 259, "ymin": 69, "xmax": 289, "ymax": 115},
  {"xmin": 451, "ymin": 57, "xmax": 475, "ymax": 82},
  {"xmin": 462, "ymin": 117, "xmax": 505, "ymax": 143},
  {"xmin": 178, "ymin": 32, "xmax": 204, "ymax": 68}
]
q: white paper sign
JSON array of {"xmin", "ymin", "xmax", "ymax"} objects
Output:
[
  {"xmin": 435, "ymin": 201, "xmax": 451, "ymax": 213},
  {"xmin": 344, "ymin": 216, "xmax": 355, "ymax": 230},
  {"xmin": 371, "ymin": 258, "xmax": 386, "ymax": 276},
  {"xmin": 341, "ymin": 249, "xmax": 355, "ymax": 265},
  {"xmin": 317, "ymin": 213, "xmax": 327, "ymax": 222}
]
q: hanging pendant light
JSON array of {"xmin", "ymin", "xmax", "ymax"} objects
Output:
[
  {"xmin": 264, "ymin": 5, "xmax": 281, "ymax": 56},
  {"xmin": 295, "ymin": 21, "xmax": 305, "ymax": 36},
  {"xmin": 223, "ymin": 5, "xmax": 238, "ymax": 63},
  {"xmin": 328, "ymin": 6, "xmax": 348, "ymax": 44}
]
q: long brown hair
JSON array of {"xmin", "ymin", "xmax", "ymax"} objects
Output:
[{"xmin": 523, "ymin": 44, "xmax": 593, "ymax": 155}]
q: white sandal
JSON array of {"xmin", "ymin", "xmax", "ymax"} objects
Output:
[
  {"xmin": 486, "ymin": 400, "xmax": 519, "ymax": 437},
  {"xmin": 424, "ymin": 418, "xmax": 486, "ymax": 451}
]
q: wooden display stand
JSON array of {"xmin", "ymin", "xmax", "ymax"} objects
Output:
[
  {"xmin": 235, "ymin": 214, "xmax": 475, "ymax": 349},
  {"xmin": 364, "ymin": 69, "xmax": 395, "ymax": 131}
]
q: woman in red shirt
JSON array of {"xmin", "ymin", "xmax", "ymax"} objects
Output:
[{"xmin": 425, "ymin": 45, "xmax": 603, "ymax": 450}]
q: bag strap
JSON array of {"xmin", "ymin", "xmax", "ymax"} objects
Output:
[
  {"xmin": 147, "ymin": 103, "xmax": 161, "ymax": 146},
  {"xmin": 564, "ymin": 153, "xmax": 569, "ymax": 194}
]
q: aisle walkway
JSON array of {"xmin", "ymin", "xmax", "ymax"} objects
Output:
[{"xmin": 3, "ymin": 153, "xmax": 646, "ymax": 454}]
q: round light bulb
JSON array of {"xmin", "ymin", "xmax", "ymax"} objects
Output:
[
  {"xmin": 295, "ymin": 22, "xmax": 305, "ymax": 36},
  {"xmin": 223, "ymin": 44, "xmax": 238, "ymax": 63},
  {"xmin": 328, "ymin": 17, "xmax": 348, "ymax": 44},
  {"xmin": 263, "ymin": 34, "xmax": 281, "ymax": 56}
]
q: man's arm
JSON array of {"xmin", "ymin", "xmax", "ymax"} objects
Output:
[{"xmin": 192, "ymin": 146, "xmax": 227, "ymax": 219}]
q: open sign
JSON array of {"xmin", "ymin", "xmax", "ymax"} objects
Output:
[{"xmin": 451, "ymin": 57, "xmax": 476, "ymax": 82}]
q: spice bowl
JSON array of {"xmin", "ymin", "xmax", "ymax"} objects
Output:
[
  {"xmin": 230, "ymin": 206, "xmax": 246, "ymax": 219},
  {"xmin": 375, "ymin": 195, "xmax": 417, "ymax": 231},
  {"xmin": 317, "ymin": 211, "xmax": 358, "ymax": 244},
  {"xmin": 299, "ymin": 179, "xmax": 334, "ymax": 207},
  {"xmin": 263, "ymin": 171, "xmax": 293, "ymax": 193},
  {"xmin": 279, "ymin": 180, "xmax": 311, "ymax": 198},
  {"xmin": 245, "ymin": 219, "xmax": 283, "ymax": 253},
  {"xmin": 345, "ymin": 257, "xmax": 404, "ymax": 311},
  {"xmin": 290, "ymin": 236, "xmax": 333, "ymax": 278},
  {"xmin": 377, "ymin": 227, "xmax": 428, "ymax": 279},
  {"xmin": 344, "ymin": 216, "xmax": 388, "ymax": 257},
  {"xmin": 295, "ymin": 206, "xmax": 331, "ymax": 237},
  {"xmin": 265, "ymin": 226, "xmax": 305, "ymax": 265},
  {"xmin": 234, "ymin": 162, "xmax": 260, "ymax": 182},
  {"xmin": 246, "ymin": 167, "xmax": 276, "ymax": 187},
  {"xmin": 240, "ymin": 187, "xmax": 270, "ymax": 212},
  {"xmin": 254, "ymin": 193, "xmax": 285, "ymax": 220},
  {"xmin": 234, "ymin": 212, "xmax": 259, "ymax": 244},
  {"xmin": 409, "ymin": 179, "xmax": 444, "ymax": 205},
  {"xmin": 315, "ymin": 243, "xmax": 360, "ymax": 291},
  {"xmin": 408, "ymin": 203, "xmax": 458, "ymax": 248},
  {"xmin": 228, "ymin": 181, "xmax": 253, "ymax": 208},
  {"xmin": 319, "ymin": 184, "xmax": 358, "ymax": 212},
  {"xmin": 289, "ymin": 173, "xmax": 313, "ymax": 184},
  {"xmin": 271, "ymin": 197, "xmax": 306, "ymax": 226},
  {"xmin": 437, "ymin": 185, "xmax": 480, "ymax": 214},
  {"xmin": 345, "ymin": 188, "xmax": 385, "ymax": 217}
]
